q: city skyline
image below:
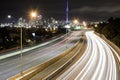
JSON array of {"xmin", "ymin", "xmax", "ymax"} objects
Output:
[{"xmin": 0, "ymin": 0, "xmax": 120, "ymax": 22}]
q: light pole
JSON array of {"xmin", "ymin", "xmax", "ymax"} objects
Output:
[
  {"xmin": 19, "ymin": 17, "xmax": 23, "ymax": 75},
  {"xmin": 66, "ymin": 26, "xmax": 68, "ymax": 48},
  {"xmin": 20, "ymin": 25, "xmax": 23, "ymax": 75},
  {"xmin": 65, "ymin": 24, "xmax": 70, "ymax": 48}
]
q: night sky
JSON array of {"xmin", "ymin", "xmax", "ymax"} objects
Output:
[{"xmin": 0, "ymin": 0, "xmax": 120, "ymax": 22}]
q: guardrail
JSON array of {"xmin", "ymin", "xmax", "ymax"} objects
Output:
[{"xmin": 8, "ymin": 38, "xmax": 81, "ymax": 80}]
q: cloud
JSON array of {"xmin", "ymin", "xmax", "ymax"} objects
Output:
[{"xmin": 71, "ymin": 6, "xmax": 120, "ymax": 13}]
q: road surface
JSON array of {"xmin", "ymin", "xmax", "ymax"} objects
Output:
[
  {"xmin": 0, "ymin": 31, "xmax": 82, "ymax": 80},
  {"xmin": 57, "ymin": 31, "xmax": 120, "ymax": 80}
]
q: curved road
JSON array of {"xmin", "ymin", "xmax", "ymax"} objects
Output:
[
  {"xmin": 57, "ymin": 31, "xmax": 120, "ymax": 80},
  {"xmin": 0, "ymin": 31, "xmax": 82, "ymax": 80}
]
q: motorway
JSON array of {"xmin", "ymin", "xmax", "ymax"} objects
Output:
[
  {"xmin": 0, "ymin": 31, "xmax": 82, "ymax": 80},
  {"xmin": 57, "ymin": 31, "xmax": 120, "ymax": 80}
]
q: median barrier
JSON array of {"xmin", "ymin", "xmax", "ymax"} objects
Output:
[{"xmin": 43, "ymin": 38, "xmax": 85, "ymax": 80}]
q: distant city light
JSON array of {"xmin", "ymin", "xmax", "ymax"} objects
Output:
[
  {"xmin": 73, "ymin": 19, "xmax": 79, "ymax": 25},
  {"xmin": 8, "ymin": 15, "xmax": 11, "ymax": 19},
  {"xmin": 32, "ymin": 33, "xmax": 36, "ymax": 37},
  {"xmin": 65, "ymin": 24, "xmax": 70, "ymax": 28},
  {"xmin": 83, "ymin": 21, "xmax": 87, "ymax": 27},
  {"xmin": 75, "ymin": 26, "xmax": 81, "ymax": 30},
  {"xmin": 95, "ymin": 24, "xmax": 98, "ymax": 27}
]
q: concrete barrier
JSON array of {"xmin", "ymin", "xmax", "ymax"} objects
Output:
[{"xmin": 44, "ymin": 39, "xmax": 85, "ymax": 80}]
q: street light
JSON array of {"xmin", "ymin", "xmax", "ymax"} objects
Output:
[
  {"xmin": 30, "ymin": 11, "xmax": 38, "ymax": 27},
  {"xmin": 30, "ymin": 11, "xmax": 37, "ymax": 19},
  {"xmin": 73, "ymin": 19, "xmax": 79, "ymax": 25},
  {"xmin": 7, "ymin": 15, "xmax": 11, "ymax": 19},
  {"xmin": 83, "ymin": 21, "xmax": 87, "ymax": 27},
  {"xmin": 95, "ymin": 24, "xmax": 98, "ymax": 28},
  {"xmin": 83, "ymin": 21, "xmax": 87, "ymax": 29}
]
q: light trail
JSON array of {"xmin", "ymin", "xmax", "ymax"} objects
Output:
[
  {"xmin": 57, "ymin": 31, "xmax": 120, "ymax": 80},
  {"xmin": 0, "ymin": 31, "xmax": 82, "ymax": 80}
]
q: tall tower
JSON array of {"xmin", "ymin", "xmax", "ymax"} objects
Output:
[{"xmin": 66, "ymin": 0, "xmax": 69, "ymax": 23}]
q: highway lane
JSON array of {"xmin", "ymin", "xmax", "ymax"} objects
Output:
[
  {"xmin": 57, "ymin": 31, "xmax": 120, "ymax": 80},
  {"xmin": 0, "ymin": 31, "xmax": 82, "ymax": 80}
]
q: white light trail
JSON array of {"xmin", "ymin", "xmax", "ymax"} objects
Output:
[{"xmin": 57, "ymin": 31, "xmax": 120, "ymax": 80}]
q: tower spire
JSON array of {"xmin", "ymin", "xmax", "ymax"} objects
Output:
[{"xmin": 66, "ymin": 0, "xmax": 69, "ymax": 23}]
